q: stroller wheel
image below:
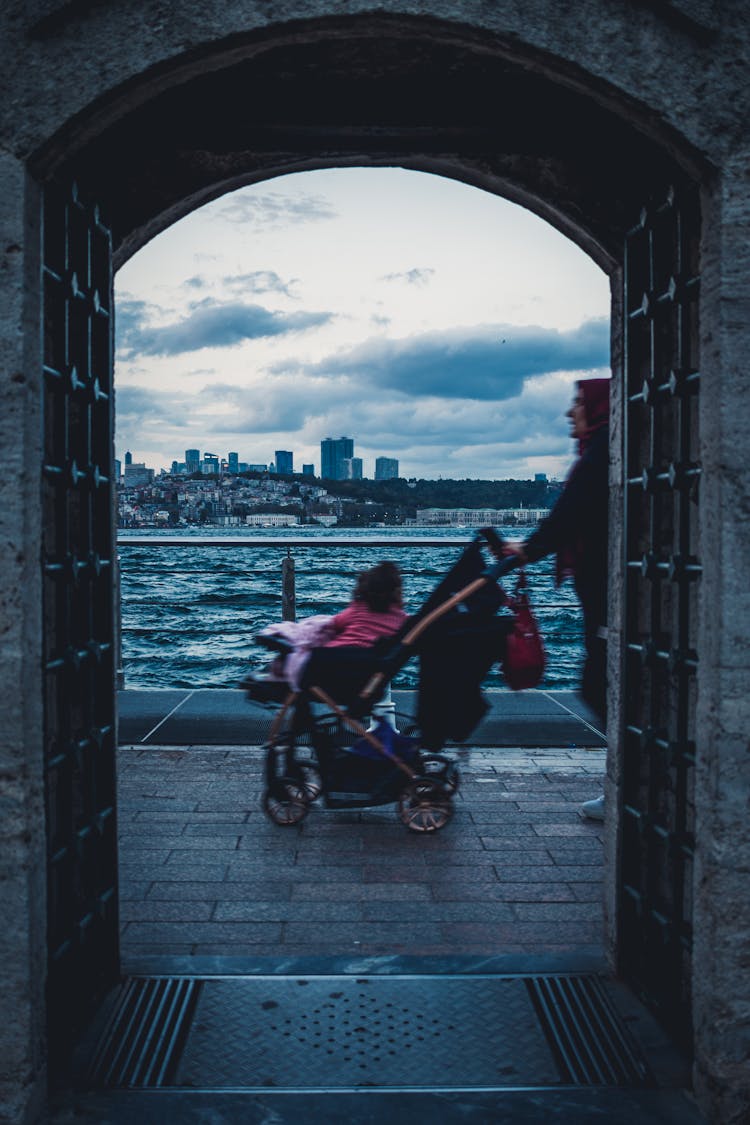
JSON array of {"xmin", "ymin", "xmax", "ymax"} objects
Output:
[
  {"xmin": 287, "ymin": 762, "xmax": 323, "ymax": 803},
  {"xmin": 263, "ymin": 780, "xmax": 309, "ymax": 826},
  {"xmin": 418, "ymin": 754, "xmax": 460, "ymax": 796},
  {"xmin": 398, "ymin": 778, "xmax": 453, "ymax": 833}
]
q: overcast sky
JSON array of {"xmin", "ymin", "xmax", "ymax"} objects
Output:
[{"xmin": 115, "ymin": 167, "xmax": 610, "ymax": 480}]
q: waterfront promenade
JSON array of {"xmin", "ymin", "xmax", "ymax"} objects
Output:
[
  {"xmin": 119, "ymin": 743, "xmax": 605, "ymax": 968},
  {"xmin": 55, "ymin": 708, "xmax": 704, "ymax": 1124}
]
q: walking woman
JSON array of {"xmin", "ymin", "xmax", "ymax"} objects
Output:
[{"xmin": 506, "ymin": 377, "xmax": 610, "ymax": 818}]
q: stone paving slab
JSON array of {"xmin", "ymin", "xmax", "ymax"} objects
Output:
[{"xmin": 118, "ymin": 744, "xmax": 605, "ymax": 969}]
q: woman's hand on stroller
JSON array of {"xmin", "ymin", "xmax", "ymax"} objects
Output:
[{"xmin": 502, "ymin": 542, "xmax": 528, "ymax": 566}]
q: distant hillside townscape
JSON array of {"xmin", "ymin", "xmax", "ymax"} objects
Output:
[{"xmin": 117, "ymin": 465, "xmax": 559, "ymax": 529}]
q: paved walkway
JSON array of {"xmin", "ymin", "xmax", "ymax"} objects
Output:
[
  {"xmin": 118, "ymin": 744, "xmax": 606, "ymax": 969},
  {"xmin": 118, "ymin": 688, "xmax": 606, "ymax": 747}
]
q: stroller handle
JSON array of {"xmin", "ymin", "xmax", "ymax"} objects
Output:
[{"xmin": 357, "ymin": 552, "xmax": 520, "ymax": 706}]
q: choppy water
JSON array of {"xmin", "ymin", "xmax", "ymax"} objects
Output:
[{"xmin": 119, "ymin": 527, "xmax": 584, "ymax": 691}]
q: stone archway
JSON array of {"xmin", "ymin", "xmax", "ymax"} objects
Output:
[{"xmin": 2, "ymin": 6, "xmax": 748, "ymax": 1123}]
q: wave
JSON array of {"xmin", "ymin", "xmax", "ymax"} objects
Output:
[{"xmin": 119, "ymin": 533, "xmax": 586, "ymax": 692}]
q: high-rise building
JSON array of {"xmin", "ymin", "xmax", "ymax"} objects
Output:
[
  {"xmin": 228, "ymin": 452, "xmax": 239, "ymax": 473},
  {"xmin": 302, "ymin": 464, "xmax": 314, "ymax": 477},
  {"xmin": 202, "ymin": 453, "xmax": 219, "ymax": 474},
  {"xmin": 114, "ymin": 459, "xmax": 121, "ymax": 482},
  {"xmin": 534, "ymin": 472, "xmax": 548, "ymax": 482},
  {"xmin": 185, "ymin": 449, "xmax": 200, "ymax": 474},
  {"xmin": 124, "ymin": 461, "xmax": 153, "ymax": 486},
  {"xmin": 124, "ymin": 450, "xmax": 133, "ymax": 466},
  {"xmin": 275, "ymin": 450, "xmax": 293, "ymax": 475},
  {"xmin": 321, "ymin": 436, "xmax": 354, "ymax": 480},
  {"xmin": 375, "ymin": 456, "xmax": 399, "ymax": 480},
  {"xmin": 343, "ymin": 457, "xmax": 363, "ymax": 480}
]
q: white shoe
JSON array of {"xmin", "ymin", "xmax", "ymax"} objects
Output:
[{"xmin": 581, "ymin": 795, "xmax": 605, "ymax": 821}]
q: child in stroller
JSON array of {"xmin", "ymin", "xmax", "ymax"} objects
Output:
[
  {"xmin": 244, "ymin": 530, "xmax": 519, "ymax": 833},
  {"xmin": 258, "ymin": 560, "xmax": 407, "ymax": 694}
]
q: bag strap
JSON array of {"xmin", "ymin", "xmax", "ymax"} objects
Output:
[{"xmin": 499, "ymin": 566, "xmax": 527, "ymax": 609}]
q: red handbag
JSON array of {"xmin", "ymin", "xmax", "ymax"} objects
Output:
[{"xmin": 501, "ymin": 570, "xmax": 546, "ymax": 690}]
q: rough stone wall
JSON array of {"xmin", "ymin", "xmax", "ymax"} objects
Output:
[
  {"xmin": 0, "ymin": 1, "xmax": 746, "ymax": 173},
  {"xmin": 692, "ymin": 148, "xmax": 750, "ymax": 1125},
  {"xmin": 0, "ymin": 154, "xmax": 47, "ymax": 1125}
]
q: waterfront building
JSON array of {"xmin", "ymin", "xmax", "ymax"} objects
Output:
[
  {"xmin": 245, "ymin": 513, "xmax": 300, "ymax": 527},
  {"xmin": 185, "ymin": 449, "xmax": 200, "ymax": 473},
  {"xmin": 275, "ymin": 450, "xmax": 294, "ymax": 475},
  {"xmin": 416, "ymin": 507, "xmax": 550, "ymax": 526},
  {"xmin": 321, "ymin": 436, "xmax": 354, "ymax": 480},
  {"xmin": 375, "ymin": 456, "xmax": 399, "ymax": 480}
]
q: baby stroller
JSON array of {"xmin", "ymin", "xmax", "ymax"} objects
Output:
[{"xmin": 244, "ymin": 529, "xmax": 519, "ymax": 833}]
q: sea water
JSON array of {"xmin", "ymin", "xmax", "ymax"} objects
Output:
[{"xmin": 118, "ymin": 526, "xmax": 584, "ymax": 691}]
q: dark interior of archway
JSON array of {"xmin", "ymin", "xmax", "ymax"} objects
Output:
[{"xmin": 52, "ymin": 20, "xmax": 681, "ymax": 265}]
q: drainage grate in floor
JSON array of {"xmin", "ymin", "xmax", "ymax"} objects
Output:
[
  {"xmin": 526, "ymin": 974, "xmax": 650, "ymax": 1086},
  {"xmin": 89, "ymin": 977, "xmax": 201, "ymax": 1088},
  {"xmin": 89, "ymin": 974, "xmax": 651, "ymax": 1091}
]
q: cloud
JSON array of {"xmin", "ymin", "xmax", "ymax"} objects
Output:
[
  {"xmin": 183, "ymin": 271, "xmax": 299, "ymax": 299},
  {"xmin": 274, "ymin": 318, "xmax": 609, "ymax": 401},
  {"xmin": 212, "ymin": 192, "xmax": 338, "ymax": 228},
  {"xmin": 380, "ymin": 267, "xmax": 435, "ymax": 286},
  {"xmin": 288, "ymin": 374, "xmax": 577, "ymax": 453},
  {"xmin": 116, "ymin": 300, "xmax": 333, "ymax": 359},
  {"xmin": 224, "ymin": 271, "xmax": 299, "ymax": 298},
  {"xmin": 115, "ymin": 384, "xmax": 193, "ymax": 434},
  {"xmin": 114, "ymin": 369, "xmax": 587, "ymax": 478}
]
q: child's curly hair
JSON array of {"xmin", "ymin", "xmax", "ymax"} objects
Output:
[{"xmin": 353, "ymin": 561, "xmax": 403, "ymax": 613}]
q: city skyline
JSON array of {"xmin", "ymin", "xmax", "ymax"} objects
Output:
[
  {"xmin": 121, "ymin": 439, "xmax": 403, "ymax": 481},
  {"xmin": 115, "ymin": 167, "xmax": 609, "ymax": 480}
]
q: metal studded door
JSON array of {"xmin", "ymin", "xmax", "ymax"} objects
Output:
[
  {"xmin": 621, "ymin": 183, "xmax": 700, "ymax": 1051},
  {"xmin": 41, "ymin": 181, "xmax": 119, "ymax": 1074}
]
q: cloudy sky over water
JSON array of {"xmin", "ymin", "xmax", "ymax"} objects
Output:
[{"xmin": 115, "ymin": 167, "xmax": 610, "ymax": 480}]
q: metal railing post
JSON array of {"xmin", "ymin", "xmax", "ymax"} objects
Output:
[
  {"xmin": 115, "ymin": 553, "xmax": 124, "ymax": 688},
  {"xmin": 369, "ymin": 682, "xmax": 399, "ymax": 731},
  {"xmin": 281, "ymin": 549, "xmax": 296, "ymax": 621}
]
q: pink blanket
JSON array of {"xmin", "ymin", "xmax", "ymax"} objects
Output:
[{"xmin": 260, "ymin": 615, "xmax": 336, "ymax": 690}]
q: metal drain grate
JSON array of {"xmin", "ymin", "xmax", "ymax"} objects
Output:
[
  {"xmin": 89, "ymin": 974, "xmax": 651, "ymax": 1091},
  {"xmin": 89, "ymin": 977, "xmax": 201, "ymax": 1087},
  {"xmin": 526, "ymin": 974, "xmax": 651, "ymax": 1086}
]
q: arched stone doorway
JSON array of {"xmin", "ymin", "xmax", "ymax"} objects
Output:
[{"xmin": 2, "ymin": 7, "xmax": 748, "ymax": 1123}]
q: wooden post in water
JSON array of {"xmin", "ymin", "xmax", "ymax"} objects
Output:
[{"xmin": 281, "ymin": 549, "xmax": 296, "ymax": 621}]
